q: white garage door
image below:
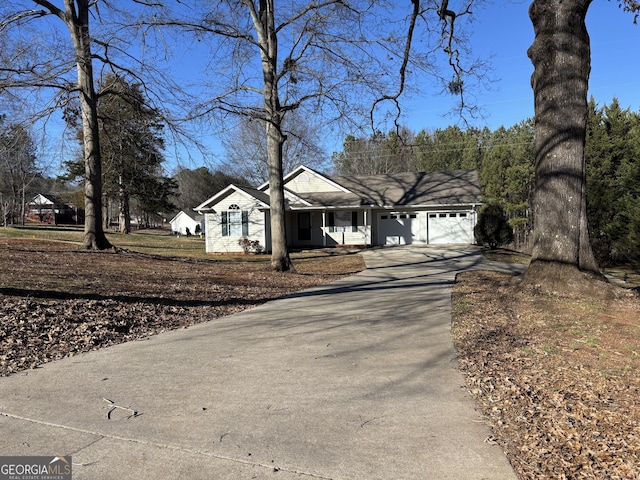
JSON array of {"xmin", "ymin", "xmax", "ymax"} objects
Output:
[
  {"xmin": 428, "ymin": 212, "xmax": 473, "ymax": 244},
  {"xmin": 378, "ymin": 213, "xmax": 419, "ymax": 245}
]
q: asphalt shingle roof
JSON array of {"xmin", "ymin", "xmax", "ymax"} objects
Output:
[
  {"xmin": 294, "ymin": 170, "xmax": 481, "ymax": 208},
  {"xmin": 235, "ymin": 185, "xmax": 271, "ymax": 206}
]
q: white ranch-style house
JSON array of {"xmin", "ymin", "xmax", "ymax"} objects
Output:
[{"xmin": 194, "ymin": 166, "xmax": 482, "ymax": 254}]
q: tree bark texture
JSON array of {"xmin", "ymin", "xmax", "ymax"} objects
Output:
[
  {"xmin": 118, "ymin": 178, "xmax": 131, "ymax": 235},
  {"xmin": 526, "ymin": 0, "xmax": 599, "ymax": 281},
  {"xmin": 266, "ymin": 121, "xmax": 294, "ymax": 272},
  {"xmin": 60, "ymin": 0, "xmax": 111, "ymax": 250},
  {"xmin": 251, "ymin": 0, "xmax": 295, "ymax": 272}
]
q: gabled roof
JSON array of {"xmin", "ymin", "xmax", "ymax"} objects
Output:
[
  {"xmin": 196, "ymin": 168, "xmax": 481, "ymax": 212},
  {"xmin": 235, "ymin": 185, "xmax": 271, "ymax": 206},
  {"xmin": 322, "ymin": 170, "xmax": 482, "ymax": 207},
  {"xmin": 29, "ymin": 193, "xmax": 69, "ymax": 207},
  {"xmin": 169, "ymin": 209, "xmax": 204, "ymax": 224},
  {"xmin": 259, "ymin": 165, "xmax": 351, "ymax": 193},
  {"xmin": 280, "ymin": 169, "xmax": 482, "ymax": 208},
  {"xmin": 283, "ymin": 188, "xmax": 313, "ymax": 207},
  {"xmin": 194, "ymin": 184, "xmax": 270, "ymax": 212}
]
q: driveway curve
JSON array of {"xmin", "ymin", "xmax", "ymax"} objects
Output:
[{"xmin": 0, "ymin": 246, "xmax": 522, "ymax": 480}]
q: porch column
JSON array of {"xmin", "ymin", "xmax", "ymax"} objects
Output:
[
  {"xmin": 363, "ymin": 209, "xmax": 368, "ymax": 246},
  {"xmin": 322, "ymin": 210, "xmax": 327, "ymax": 246}
]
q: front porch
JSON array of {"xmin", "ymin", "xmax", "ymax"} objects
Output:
[{"xmin": 286, "ymin": 209, "xmax": 373, "ymax": 249}]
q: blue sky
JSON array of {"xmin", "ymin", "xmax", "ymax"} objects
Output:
[
  {"xmin": 400, "ymin": 0, "xmax": 640, "ymax": 133},
  {"xmin": 22, "ymin": 1, "xmax": 640, "ymax": 173},
  {"xmin": 197, "ymin": 0, "xmax": 640, "ymax": 167}
]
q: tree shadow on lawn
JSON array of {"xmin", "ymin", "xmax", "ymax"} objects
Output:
[{"xmin": 0, "ymin": 286, "xmax": 270, "ymax": 309}]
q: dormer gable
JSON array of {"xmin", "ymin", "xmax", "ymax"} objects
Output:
[
  {"xmin": 259, "ymin": 165, "xmax": 351, "ymax": 195},
  {"xmin": 194, "ymin": 184, "xmax": 270, "ymax": 213}
]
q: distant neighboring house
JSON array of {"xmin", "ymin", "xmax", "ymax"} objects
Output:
[
  {"xmin": 194, "ymin": 165, "xmax": 482, "ymax": 254},
  {"xmin": 26, "ymin": 194, "xmax": 78, "ymax": 225},
  {"xmin": 170, "ymin": 209, "xmax": 204, "ymax": 236}
]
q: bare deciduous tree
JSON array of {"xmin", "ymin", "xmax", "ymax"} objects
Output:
[
  {"xmin": 0, "ymin": 118, "xmax": 41, "ymax": 226},
  {"xmin": 221, "ymin": 110, "xmax": 328, "ymax": 185},
  {"xmin": 1, "ymin": 1, "xmax": 189, "ymax": 248},
  {"xmin": 1, "ymin": 0, "xmax": 110, "ymax": 249},
  {"xmin": 172, "ymin": 167, "xmax": 247, "ymax": 212},
  {"xmin": 149, "ymin": 1, "xmax": 438, "ymax": 271}
]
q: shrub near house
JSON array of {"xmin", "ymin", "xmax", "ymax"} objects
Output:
[
  {"xmin": 238, "ymin": 236, "xmax": 263, "ymax": 254},
  {"xmin": 474, "ymin": 203, "xmax": 514, "ymax": 249}
]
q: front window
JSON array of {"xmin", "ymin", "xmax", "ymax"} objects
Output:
[
  {"xmin": 327, "ymin": 211, "xmax": 358, "ymax": 232},
  {"xmin": 222, "ymin": 204, "xmax": 248, "ymax": 237}
]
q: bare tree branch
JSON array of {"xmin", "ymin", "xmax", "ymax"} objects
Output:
[
  {"xmin": 0, "ymin": 8, "xmax": 50, "ymax": 31},
  {"xmin": 370, "ymin": 0, "xmax": 420, "ymax": 133}
]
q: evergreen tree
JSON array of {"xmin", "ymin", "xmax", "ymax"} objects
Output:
[
  {"xmin": 460, "ymin": 127, "xmax": 488, "ymax": 171},
  {"xmin": 586, "ymin": 97, "xmax": 617, "ymax": 261},
  {"xmin": 99, "ymin": 74, "xmax": 172, "ymax": 232},
  {"xmin": 480, "ymin": 126, "xmax": 509, "ymax": 203},
  {"xmin": 586, "ymin": 98, "xmax": 640, "ymax": 267},
  {"xmin": 502, "ymin": 120, "xmax": 535, "ymax": 247},
  {"xmin": 415, "ymin": 126, "xmax": 469, "ymax": 172},
  {"xmin": 63, "ymin": 74, "xmax": 174, "ymax": 232},
  {"xmin": 413, "ymin": 126, "xmax": 485, "ymax": 173},
  {"xmin": 479, "ymin": 120, "xmax": 534, "ymax": 250}
]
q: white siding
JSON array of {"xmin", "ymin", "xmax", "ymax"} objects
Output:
[
  {"xmin": 170, "ymin": 212, "xmax": 202, "ymax": 236},
  {"xmin": 285, "ymin": 170, "xmax": 343, "ymax": 194},
  {"xmin": 32, "ymin": 194, "xmax": 53, "ymax": 206},
  {"xmin": 205, "ymin": 191, "xmax": 267, "ymax": 253}
]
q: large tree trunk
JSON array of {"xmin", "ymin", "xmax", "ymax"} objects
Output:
[
  {"xmin": 266, "ymin": 119, "xmax": 294, "ymax": 271},
  {"xmin": 62, "ymin": 1, "xmax": 111, "ymax": 250},
  {"xmin": 253, "ymin": 0, "xmax": 294, "ymax": 272},
  {"xmin": 118, "ymin": 195, "xmax": 131, "ymax": 234},
  {"xmin": 524, "ymin": 0, "xmax": 601, "ymax": 289}
]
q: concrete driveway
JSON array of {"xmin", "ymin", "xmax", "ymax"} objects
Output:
[{"xmin": 0, "ymin": 246, "xmax": 522, "ymax": 480}]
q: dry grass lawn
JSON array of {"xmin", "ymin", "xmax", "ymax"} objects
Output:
[{"xmin": 0, "ymin": 231, "xmax": 364, "ymax": 376}]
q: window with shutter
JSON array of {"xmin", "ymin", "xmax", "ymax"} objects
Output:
[{"xmin": 222, "ymin": 204, "xmax": 247, "ymax": 237}]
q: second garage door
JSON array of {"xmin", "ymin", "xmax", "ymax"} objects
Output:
[{"xmin": 428, "ymin": 212, "xmax": 474, "ymax": 244}]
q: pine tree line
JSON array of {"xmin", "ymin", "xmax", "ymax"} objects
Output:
[{"xmin": 332, "ymin": 98, "xmax": 640, "ymax": 268}]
